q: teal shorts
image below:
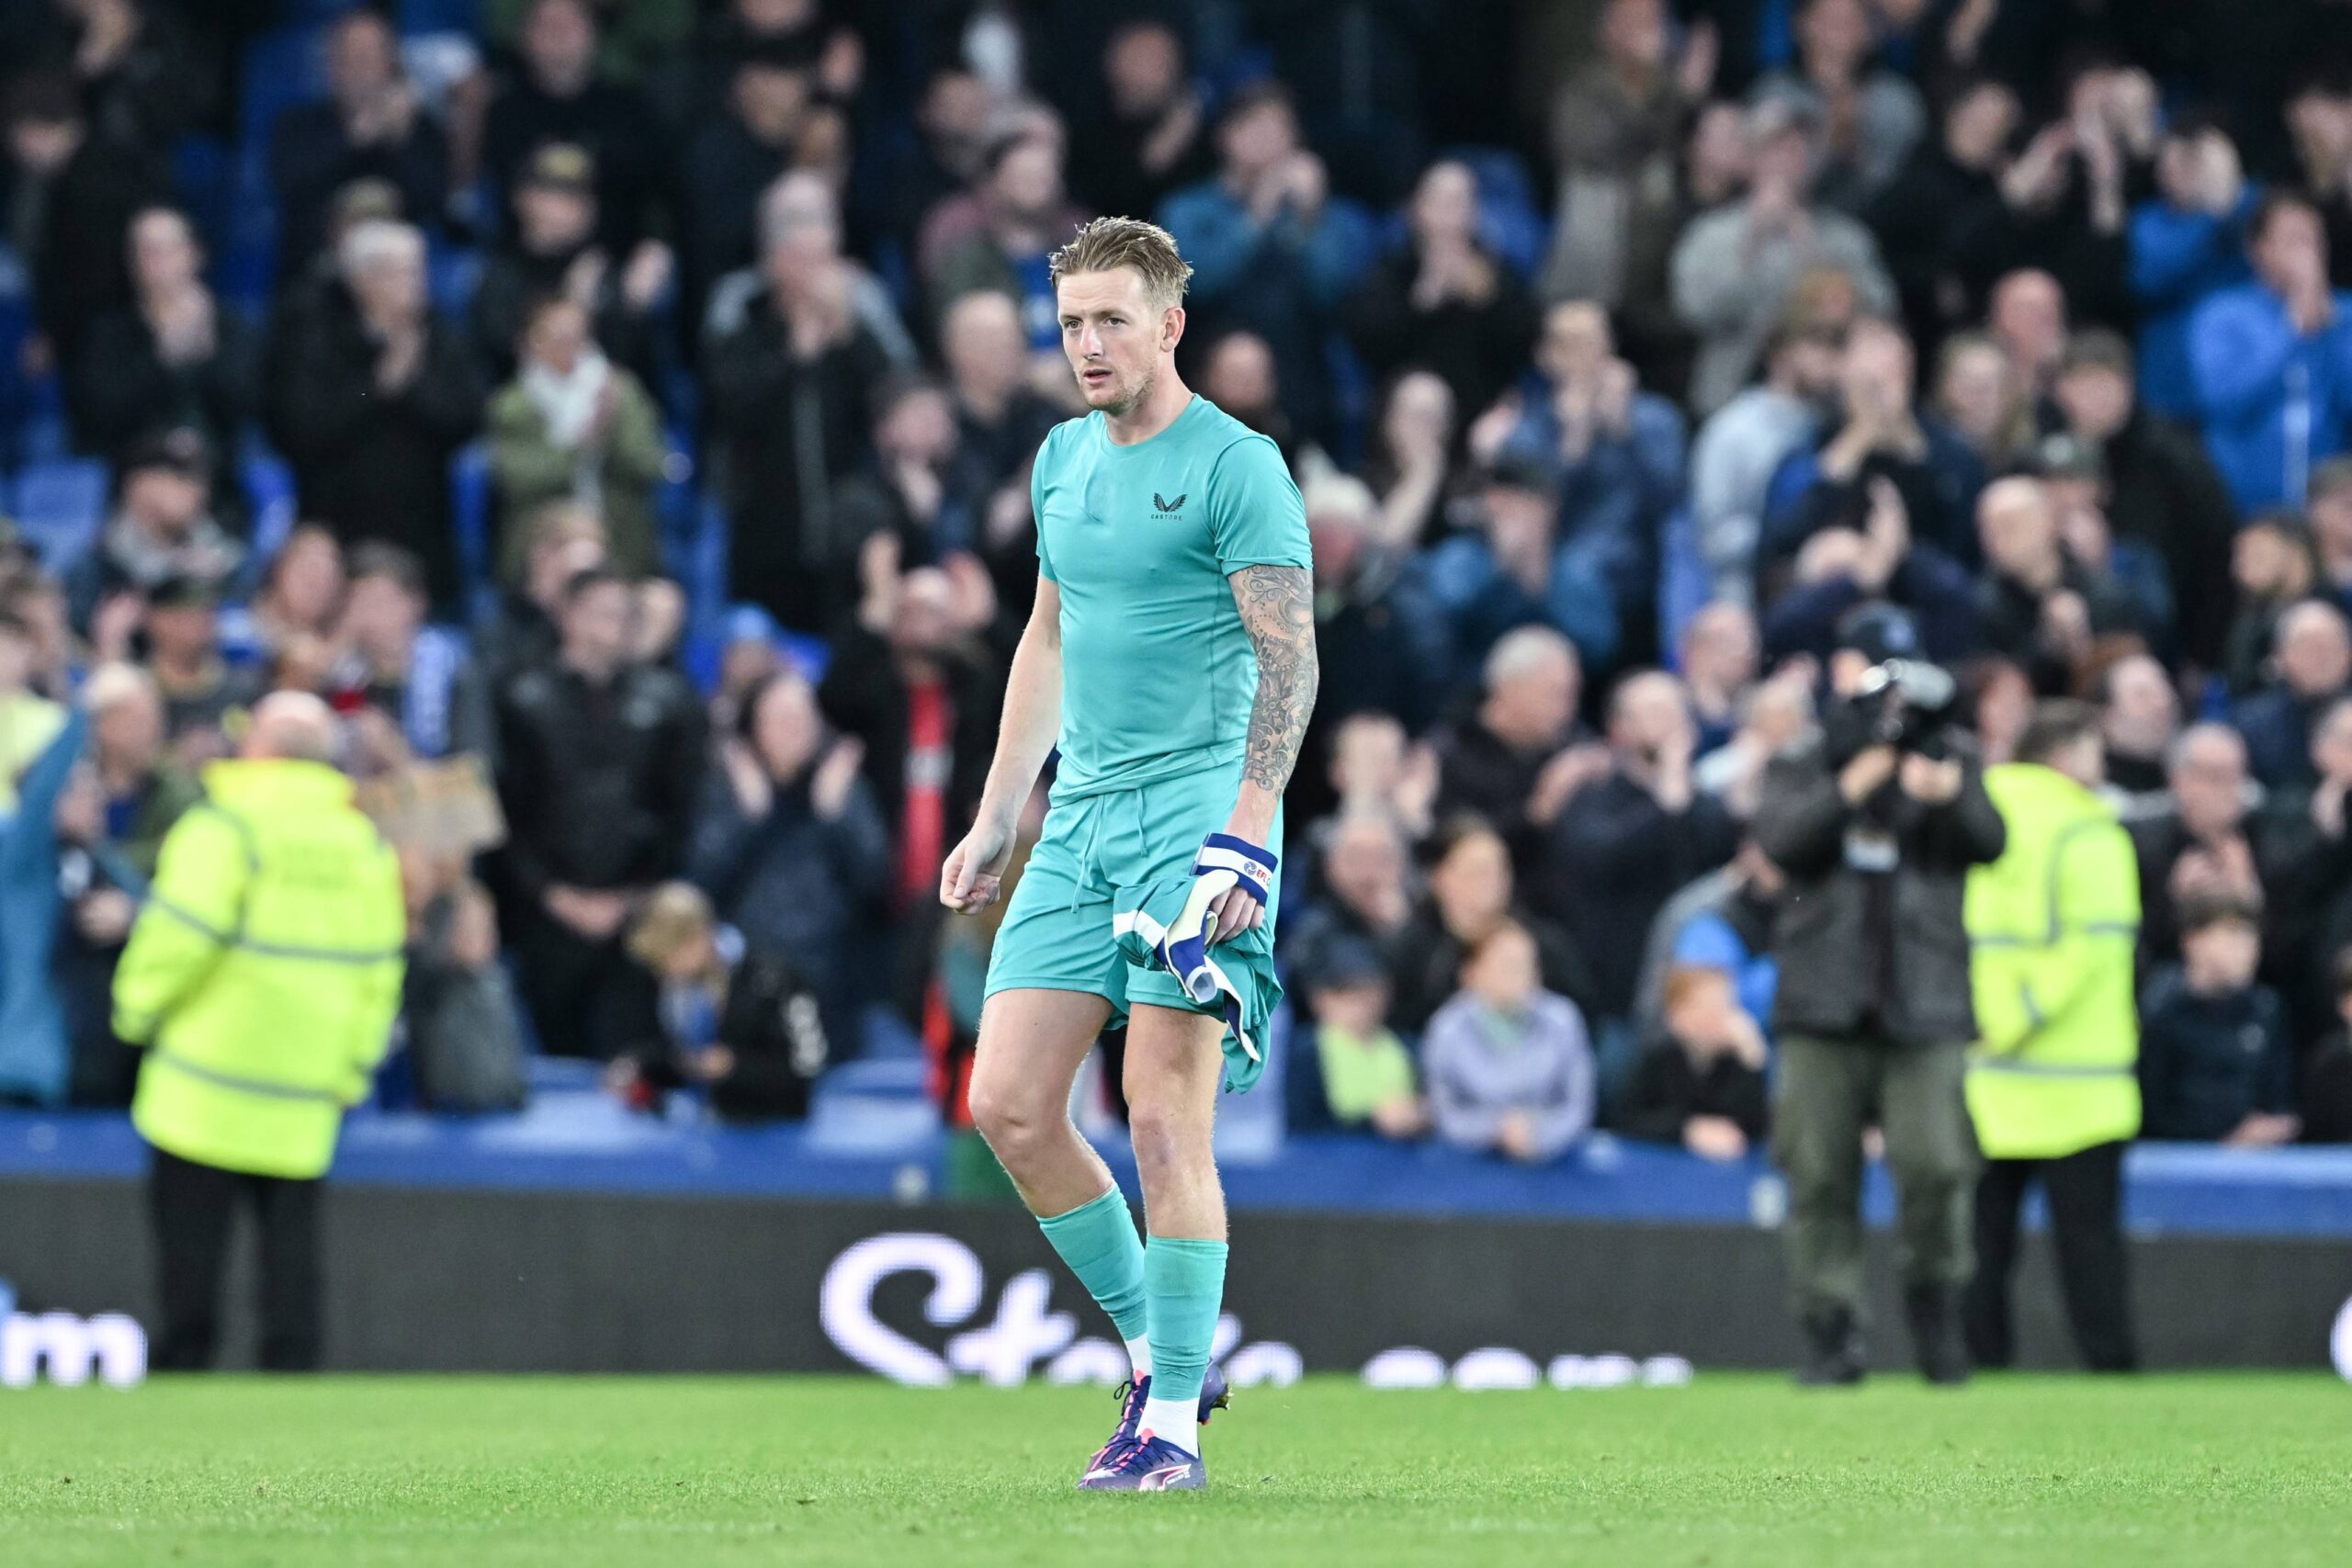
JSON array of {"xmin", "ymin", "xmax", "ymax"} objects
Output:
[{"xmin": 984, "ymin": 758, "xmax": 1283, "ymax": 1022}]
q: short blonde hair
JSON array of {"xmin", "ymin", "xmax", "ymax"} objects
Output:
[
  {"xmin": 1048, "ymin": 216, "xmax": 1193, "ymax": 309},
  {"xmin": 628, "ymin": 882, "xmax": 715, "ymax": 970}
]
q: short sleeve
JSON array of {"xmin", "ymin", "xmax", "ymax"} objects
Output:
[
  {"xmin": 1029, "ymin": 443, "xmax": 1057, "ymax": 583},
  {"xmin": 1206, "ymin": 434, "xmax": 1310, "ymax": 574}
]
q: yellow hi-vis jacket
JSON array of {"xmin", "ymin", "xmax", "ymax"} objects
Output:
[
  {"xmin": 1963, "ymin": 762, "xmax": 2143, "ymax": 1160},
  {"xmin": 114, "ymin": 759, "xmax": 406, "ymax": 1179}
]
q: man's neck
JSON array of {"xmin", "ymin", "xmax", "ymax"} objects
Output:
[
  {"xmin": 1104, "ymin": 371, "xmax": 1191, "ymax": 446},
  {"xmin": 2185, "ymin": 964, "xmax": 2245, "ymax": 998},
  {"xmin": 1477, "ymin": 704, "xmax": 1540, "ymax": 756},
  {"xmin": 2007, "ymin": 553, "xmax": 2064, "ymax": 594},
  {"xmin": 141, "ymin": 280, "xmax": 200, "ymax": 317},
  {"xmin": 1610, "ymin": 55, "xmax": 1658, "ymax": 98},
  {"xmin": 537, "ymin": 65, "xmax": 593, "ymax": 100},
  {"xmin": 1804, "ymin": 50, "xmax": 1858, "ymax": 89},
  {"xmin": 563, "ymin": 650, "xmax": 618, "ymax": 684}
]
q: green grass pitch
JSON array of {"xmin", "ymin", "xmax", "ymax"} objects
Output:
[{"xmin": 2, "ymin": 1373, "xmax": 2347, "ymax": 1567}]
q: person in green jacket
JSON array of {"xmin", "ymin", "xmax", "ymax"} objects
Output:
[
  {"xmin": 1962, "ymin": 699, "xmax": 2143, "ymax": 1372},
  {"xmin": 113, "ymin": 693, "xmax": 407, "ymax": 1371},
  {"xmin": 488, "ymin": 294, "xmax": 669, "ymax": 581}
]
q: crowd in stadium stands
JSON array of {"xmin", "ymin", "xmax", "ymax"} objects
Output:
[{"xmin": 12, "ymin": 0, "xmax": 2352, "ymax": 1161}]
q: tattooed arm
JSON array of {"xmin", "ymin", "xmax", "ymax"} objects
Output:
[{"xmin": 1209, "ymin": 564, "xmax": 1318, "ymax": 937}]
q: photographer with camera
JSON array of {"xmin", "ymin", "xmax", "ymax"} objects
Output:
[{"xmin": 1755, "ymin": 605, "xmax": 2007, "ymax": 1385}]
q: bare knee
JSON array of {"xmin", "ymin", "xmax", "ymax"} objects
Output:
[
  {"xmin": 1125, "ymin": 1094, "xmax": 1211, "ymax": 1185},
  {"xmin": 969, "ymin": 1076, "xmax": 1062, "ymax": 1168}
]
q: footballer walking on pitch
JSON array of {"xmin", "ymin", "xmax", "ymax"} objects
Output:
[{"xmin": 940, "ymin": 216, "xmax": 1317, "ymax": 1493}]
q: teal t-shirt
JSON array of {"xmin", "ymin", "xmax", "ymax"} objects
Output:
[{"xmin": 1029, "ymin": 395, "xmax": 1310, "ymax": 801}]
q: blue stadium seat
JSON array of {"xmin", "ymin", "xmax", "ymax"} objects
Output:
[
  {"xmin": 168, "ymin": 136, "xmax": 234, "ymax": 268},
  {"xmin": 399, "ymin": 0, "xmax": 484, "ymax": 35},
  {"xmin": 238, "ymin": 24, "xmax": 331, "ymax": 152},
  {"xmin": 525, "ymin": 1055, "xmax": 606, "ymax": 1096},
  {"xmin": 677, "ymin": 487, "xmax": 732, "ymax": 642},
  {"xmin": 13, "ymin": 373, "xmax": 71, "ymax": 467},
  {"xmin": 428, "ymin": 243, "xmax": 482, "ymax": 316},
  {"xmin": 806, "ymin": 1066, "xmax": 942, "ymax": 1155},
  {"xmin": 1656, "ymin": 505, "xmax": 1713, "ymax": 662},
  {"xmin": 450, "ymin": 443, "xmax": 496, "ymax": 624},
  {"xmin": 822, "ymin": 1057, "xmax": 929, "ymax": 1099},
  {"xmin": 655, "ymin": 443, "xmax": 698, "ymax": 575},
  {"xmin": 0, "ymin": 247, "xmax": 29, "ymax": 467},
  {"xmin": 241, "ymin": 449, "xmax": 298, "ymax": 567},
  {"xmin": 8, "ymin": 458, "xmax": 111, "ymax": 576},
  {"xmin": 215, "ymin": 152, "xmax": 281, "ymax": 310}
]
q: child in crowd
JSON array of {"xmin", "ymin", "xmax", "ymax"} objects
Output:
[
  {"xmin": 609, "ymin": 883, "xmax": 830, "ymax": 1124},
  {"xmin": 1617, "ymin": 965, "xmax": 1770, "ymax": 1160},
  {"xmin": 1423, "ymin": 920, "xmax": 1594, "ymax": 1163},
  {"xmin": 1298, "ymin": 937, "xmax": 1427, "ymax": 1140},
  {"xmin": 2137, "ymin": 894, "xmax": 2301, "ymax": 1145},
  {"xmin": 401, "ymin": 849, "xmax": 527, "ymax": 1114}
]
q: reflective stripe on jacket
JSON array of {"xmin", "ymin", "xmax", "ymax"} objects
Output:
[
  {"xmin": 1963, "ymin": 763, "xmax": 2142, "ymax": 1160},
  {"xmin": 116, "ymin": 759, "xmax": 406, "ymax": 1179}
]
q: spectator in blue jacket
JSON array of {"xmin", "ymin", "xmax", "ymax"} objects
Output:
[
  {"xmin": 2130, "ymin": 117, "xmax": 2256, "ymax": 422},
  {"xmin": 2233, "ymin": 599, "xmax": 2352, "ymax": 792},
  {"xmin": 2138, "ymin": 895, "xmax": 2301, "ymax": 1145},
  {"xmin": 0, "ymin": 632, "xmax": 85, "ymax": 1107},
  {"xmin": 2188, "ymin": 191, "xmax": 2352, "ymax": 513},
  {"xmin": 1425, "ymin": 457, "xmax": 1623, "ymax": 679},
  {"xmin": 1631, "ymin": 838, "xmax": 1785, "ymax": 1043},
  {"xmin": 1491, "ymin": 300, "xmax": 1688, "ymax": 625},
  {"xmin": 1159, "ymin": 81, "xmax": 1375, "ymax": 442}
]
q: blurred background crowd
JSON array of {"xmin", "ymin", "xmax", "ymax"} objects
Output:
[{"xmin": 6, "ymin": 0, "xmax": 2352, "ymax": 1169}]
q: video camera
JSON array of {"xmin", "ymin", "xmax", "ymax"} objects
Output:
[{"xmin": 1849, "ymin": 659, "xmax": 1961, "ymax": 760}]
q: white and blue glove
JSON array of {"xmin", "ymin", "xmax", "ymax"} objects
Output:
[{"xmin": 1166, "ymin": 831, "xmax": 1279, "ymax": 991}]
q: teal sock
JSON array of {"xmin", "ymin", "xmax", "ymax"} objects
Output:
[
  {"xmin": 1142, "ymin": 1236, "xmax": 1227, "ymax": 1405},
  {"xmin": 1036, "ymin": 1187, "xmax": 1149, "ymax": 1346}
]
